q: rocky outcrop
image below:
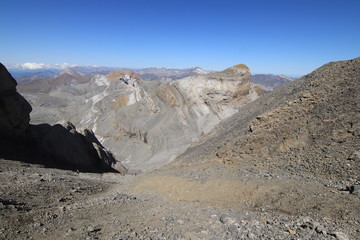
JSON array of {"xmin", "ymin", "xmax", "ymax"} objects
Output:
[
  {"xmin": 0, "ymin": 63, "xmax": 125, "ymax": 173},
  {"xmin": 174, "ymin": 64, "xmax": 262, "ymax": 122},
  {"xmin": 0, "ymin": 63, "xmax": 32, "ymax": 136}
]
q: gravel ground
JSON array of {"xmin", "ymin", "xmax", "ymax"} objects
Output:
[{"xmin": 0, "ymin": 159, "xmax": 358, "ymax": 240}]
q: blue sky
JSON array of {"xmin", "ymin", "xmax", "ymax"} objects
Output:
[{"xmin": 1, "ymin": 0, "xmax": 359, "ymax": 76}]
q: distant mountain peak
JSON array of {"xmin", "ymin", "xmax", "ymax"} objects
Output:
[
  {"xmin": 221, "ymin": 64, "xmax": 250, "ymax": 74},
  {"xmin": 58, "ymin": 68, "xmax": 84, "ymax": 77},
  {"xmin": 191, "ymin": 67, "xmax": 209, "ymax": 75}
]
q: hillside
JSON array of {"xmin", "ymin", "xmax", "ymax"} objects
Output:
[{"xmin": 163, "ymin": 57, "xmax": 360, "ymax": 180}]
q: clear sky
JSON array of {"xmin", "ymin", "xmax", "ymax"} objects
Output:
[{"xmin": 1, "ymin": 0, "xmax": 359, "ymax": 76}]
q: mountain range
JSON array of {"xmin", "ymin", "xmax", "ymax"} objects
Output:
[
  {"xmin": 12, "ymin": 65, "xmax": 294, "ymax": 93},
  {"xmin": 18, "ymin": 64, "xmax": 262, "ymax": 171},
  {"xmin": 8, "ymin": 65, "xmax": 210, "ymax": 83}
]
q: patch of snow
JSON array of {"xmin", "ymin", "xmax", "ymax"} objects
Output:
[{"xmin": 194, "ymin": 67, "xmax": 209, "ymax": 75}]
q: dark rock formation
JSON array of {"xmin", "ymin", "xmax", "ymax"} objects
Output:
[
  {"xmin": 0, "ymin": 63, "xmax": 126, "ymax": 173},
  {"xmin": 0, "ymin": 63, "xmax": 32, "ymax": 136}
]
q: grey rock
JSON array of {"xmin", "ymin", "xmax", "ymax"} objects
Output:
[
  {"xmin": 247, "ymin": 232, "xmax": 256, "ymax": 239},
  {"xmin": 349, "ymin": 185, "xmax": 360, "ymax": 195},
  {"xmin": 220, "ymin": 215, "xmax": 236, "ymax": 225},
  {"xmin": 333, "ymin": 232, "xmax": 349, "ymax": 240},
  {"xmin": 348, "ymin": 150, "xmax": 360, "ymax": 161},
  {"xmin": 32, "ymin": 223, "xmax": 43, "ymax": 228},
  {"xmin": 315, "ymin": 225, "xmax": 327, "ymax": 235}
]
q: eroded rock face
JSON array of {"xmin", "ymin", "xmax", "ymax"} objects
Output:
[
  {"xmin": 0, "ymin": 63, "xmax": 125, "ymax": 173},
  {"xmin": 0, "ymin": 63, "xmax": 32, "ymax": 136}
]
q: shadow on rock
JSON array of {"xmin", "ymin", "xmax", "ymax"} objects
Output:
[{"xmin": 0, "ymin": 121, "xmax": 125, "ymax": 173}]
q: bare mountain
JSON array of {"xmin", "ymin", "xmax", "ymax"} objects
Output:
[{"xmin": 17, "ymin": 68, "xmax": 91, "ymax": 93}]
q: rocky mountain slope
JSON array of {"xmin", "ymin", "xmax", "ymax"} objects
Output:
[
  {"xmin": 161, "ymin": 57, "xmax": 360, "ymax": 180},
  {"xmin": 134, "ymin": 57, "xmax": 360, "ymax": 237},
  {"xmin": 21, "ymin": 64, "xmax": 261, "ymax": 172}
]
